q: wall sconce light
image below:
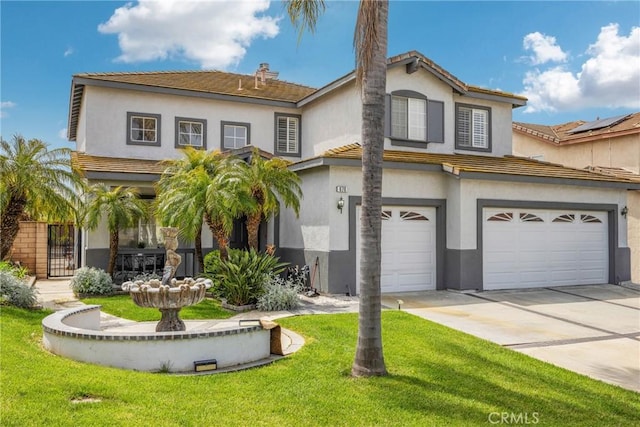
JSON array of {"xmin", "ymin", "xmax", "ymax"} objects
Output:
[
  {"xmin": 337, "ymin": 196, "xmax": 345, "ymax": 213},
  {"xmin": 621, "ymin": 206, "xmax": 628, "ymax": 218}
]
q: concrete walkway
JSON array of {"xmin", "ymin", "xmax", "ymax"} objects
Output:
[{"xmin": 382, "ymin": 284, "xmax": 640, "ymax": 392}]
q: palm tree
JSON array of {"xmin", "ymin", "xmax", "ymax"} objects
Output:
[
  {"xmin": 287, "ymin": 0, "xmax": 389, "ymax": 376},
  {"xmin": 156, "ymin": 148, "xmax": 253, "ymax": 262},
  {"xmin": 0, "ymin": 135, "xmax": 84, "ymax": 259},
  {"xmin": 242, "ymin": 148, "xmax": 302, "ymax": 250},
  {"xmin": 83, "ymin": 184, "xmax": 148, "ymax": 276}
]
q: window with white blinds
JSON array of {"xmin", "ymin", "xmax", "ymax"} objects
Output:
[
  {"xmin": 275, "ymin": 114, "xmax": 300, "ymax": 156},
  {"xmin": 391, "ymin": 96, "xmax": 426, "ymax": 141},
  {"xmin": 456, "ymin": 104, "xmax": 490, "ymax": 150}
]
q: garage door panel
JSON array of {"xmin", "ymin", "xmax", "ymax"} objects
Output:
[
  {"xmin": 357, "ymin": 206, "xmax": 436, "ymax": 293},
  {"xmin": 483, "ymin": 208, "xmax": 608, "ymax": 290}
]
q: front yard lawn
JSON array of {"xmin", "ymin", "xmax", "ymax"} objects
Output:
[{"xmin": 1, "ymin": 307, "xmax": 638, "ymax": 426}]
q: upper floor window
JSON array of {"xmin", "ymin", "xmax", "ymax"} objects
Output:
[
  {"xmin": 127, "ymin": 112, "xmax": 161, "ymax": 146},
  {"xmin": 392, "ymin": 95, "xmax": 426, "ymax": 141},
  {"xmin": 175, "ymin": 117, "xmax": 206, "ymax": 149},
  {"xmin": 455, "ymin": 104, "xmax": 491, "ymax": 152},
  {"xmin": 221, "ymin": 121, "xmax": 250, "ymax": 150},
  {"xmin": 386, "ymin": 91, "xmax": 444, "ymax": 148},
  {"xmin": 274, "ymin": 113, "xmax": 301, "ymax": 157}
]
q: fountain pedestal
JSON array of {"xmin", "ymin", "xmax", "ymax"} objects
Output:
[
  {"xmin": 158, "ymin": 308, "xmax": 185, "ymax": 332},
  {"xmin": 122, "ymin": 227, "xmax": 211, "ymax": 332}
]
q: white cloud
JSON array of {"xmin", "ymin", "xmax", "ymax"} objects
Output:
[
  {"xmin": 0, "ymin": 101, "xmax": 16, "ymax": 118},
  {"xmin": 522, "ymin": 24, "xmax": 640, "ymax": 113},
  {"xmin": 98, "ymin": 0, "xmax": 280, "ymax": 69},
  {"xmin": 58, "ymin": 128, "xmax": 68, "ymax": 139},
  {"xmin": 523, "ymin": 32, "xmax": 568, "ymax": 65},
  {"xmin": 64, "ymin": 47, "xmax": 74, "ymax": 57}
]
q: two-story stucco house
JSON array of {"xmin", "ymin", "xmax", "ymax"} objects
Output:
[
  {"xmin": 68, "ymin": 51, "xmax": 640, "ymax": 292},
  {"xmin": 513, "ymin": 113, "xmax": 640, "ymax": 283}
]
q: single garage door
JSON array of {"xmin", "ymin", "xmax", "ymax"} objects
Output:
[
  {"xmin": 483, "ymin": 208, "xmax": 609, "ymax": 290},
  {"xmin": 356, "ymin": 206, "xmax": 436, "ymax": 293}
]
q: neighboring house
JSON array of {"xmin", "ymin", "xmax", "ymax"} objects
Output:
[
  {"xmin": 513, "ymin": 113, "xmax": 640, "ymax": 283},
  {"xmin": 68, "ymin": 51, "xmax": 640, "ymax": 292}
]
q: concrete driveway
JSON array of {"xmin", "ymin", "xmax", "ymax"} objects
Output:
[{"xmin": 382, "ymin": 284, "xmax": 640, "ymax": 392}]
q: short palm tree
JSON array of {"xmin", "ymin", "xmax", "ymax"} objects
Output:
[
  {"xmin": 242, "ymin": 148, "xmax": 302, "ymax": 250},
  {"xmin": 0, "ymin": 135, "xmax": 84, "ymax": 259},
  {"xmin": 156, "ymin": 148, "xmax": 253, "ymax": 262},
  {"xmin": 83, "ymin": 184, "xmax": 148, "ymax": 276}
]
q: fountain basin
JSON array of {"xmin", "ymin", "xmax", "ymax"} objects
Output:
[
  {"xmin": 122, "ymin": 278, "xmax": 212, "ymax": 332},
  {"xmin": 41, "ymin": 305, "xmax": 287, "ymax": 373}
]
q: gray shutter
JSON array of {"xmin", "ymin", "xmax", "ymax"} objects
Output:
[
  {"xmin": 427, "ymin": 100, "xmax": 444, "ymax": 143},
  {"xmin": 384, "ymin": 94, "xmax": 391, "ymax": 138}
]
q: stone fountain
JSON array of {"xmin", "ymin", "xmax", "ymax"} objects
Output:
[{"xmin": 121, "ymin": 227, "xmax": 211, "ymax": 332}]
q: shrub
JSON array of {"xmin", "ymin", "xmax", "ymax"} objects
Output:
[
  {"xmin": 257, "ymin": 272, "xmax": 302, "ymax": 312},
  {"xmin": 0, "ymin": 271, "xmax": 38, "ymax": 308},
  {"xmin": 132, "ymin": 272, "xmax": 162, "ymax": 282},
  {"xmin": 203, "ymin": 249, "xmax": 288, "ymax": 306},
  {"xmin": 70, "ymin": 267, "xmax": 114, "ymax": 296},
  {"xmin": 0, "ymin": 261, "xmax": 29, "ymax": 279}
]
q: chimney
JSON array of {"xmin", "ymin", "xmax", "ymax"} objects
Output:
[{"xmin": 255, "ymin": 63, "xmax": 279, "ymax": 88}]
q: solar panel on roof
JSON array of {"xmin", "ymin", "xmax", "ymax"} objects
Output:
[{"xmin": 568, "ymin": 114, "xmax": 629, "ymax": 133}]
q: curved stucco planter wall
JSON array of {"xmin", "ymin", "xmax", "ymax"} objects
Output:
[{"xmin": 42, "ymin": 305, "xmax": 271, "ymax": 373}]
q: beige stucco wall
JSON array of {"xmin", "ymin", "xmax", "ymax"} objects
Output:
[
  {"xmin": 281, "ymin": 164, "xmax": 630, "ymax": 255},
  {"xmin": 301, "ymin": 66, "xmax": 518, "ymax": 159},
  {"xmin": 513, "ymin": 132, "xmax": 640, "ymax": 174},
  {"xmin": 81, "ymin": 85, "xmax": 300, "ymax": 162}
]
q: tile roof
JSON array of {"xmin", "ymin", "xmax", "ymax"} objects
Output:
[
  {"xmin": 584, "ymin": 166, "xmax": 640, "ymax": 183},
  {"xmin": 74, "ymin": 70, "xmax": 317, "ymax": 103},
  {"xmin": 72, "ymin": 152, "xmax": 166, "ymax": 176},
  {"xmin": 72, "ymin": 146, "xmax": 281, "ymax": 178},
  {"xmin": 513, "ymin": 112, "xmax": 640, "ymax": 145},
  {"xmin": 319, "ymin": 144, "xmax": 640, "ymax": 185}
]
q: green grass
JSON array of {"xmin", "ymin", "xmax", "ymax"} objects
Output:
[
  {"xmin": 81, "ymin": 294, "xmax": 234, "ymax": 321},
  {"xmin": 1, "ymin": 307, "xmax": 638, "ymax": 426}
]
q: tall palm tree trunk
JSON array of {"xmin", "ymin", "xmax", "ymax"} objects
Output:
[
  {"xmin": 246, "ymin": 212, "xmax": 262, "ymax": 251},
  {"xmin": 0, "ymin": 196, "xmax": 26, "ymax": 260},
  {"xmin": 352, "ymin": 0, "xmax": 388, "ymax": 377},
  {"xmin": 107, "ymin": 232, "xmax": 119, "ymax": 276}
]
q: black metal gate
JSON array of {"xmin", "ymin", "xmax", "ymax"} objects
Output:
[{"xmin": 47, "ymin": 224, "xmax": 76, "ymax": 277}]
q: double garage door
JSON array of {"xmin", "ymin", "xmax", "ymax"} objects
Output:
[
  {"xmin": 356, "ymin": 206, "xmax": 436, "ymax": 293},
  {"xmin": 483, "ymin": 208, "xmax": 609, "ymax": 290}
]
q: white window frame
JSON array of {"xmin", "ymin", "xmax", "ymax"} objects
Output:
[
  {"xmin": 175, "ymin": 117, "xmax": 206, "ymax": 149},
  {"xmin": 391, "ymin": 95, "xmax": 427, "ymax": 142},
  {"xmin": 127, "ymin": 112, "xmax": 161, "ymax": 146},
  {"xmin": 455, "ymin": 104, "xmax": 491, "ymax": 151},
  {"xmin": 274, "ymin": 113, "xmax": 301, "ymax": 157},
  {"xmin": 221, "ymin": 122, "xmax": 250, "ymax": 150}
]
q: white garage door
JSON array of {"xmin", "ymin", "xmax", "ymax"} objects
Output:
[
  {"xmin": 356, "ymin": 206, "xmax": 436, "ymax": 293},
  {"xmin": 483, "ymin": 208, "xmax": 609, "ymax": 290}
]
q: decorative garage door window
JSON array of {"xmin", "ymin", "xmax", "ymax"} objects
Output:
[
  {"xmin": 581, "ymin": 214, "xmax": 602, "ymax": 223},
  {"xmin": 553, "ymin": 214, "xmax": 575, "ymax": 223},
  {"xmin": 381, "ymin": 211, "xmax": 392, "ymax": 220},
  {"xmin": 487, "ymin": 212, "xmax": 513, "ymax": 222},
  {"xmin": 400, "ymin": 211, "xmax": 429, "ymax": 221},
  {"xmin": 519, "ymin": 213, "xmax": 544, "ymax": 222}
]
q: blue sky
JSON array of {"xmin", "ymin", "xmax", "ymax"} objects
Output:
[{"xmin": 1, "ymin": 1, "xmax": 639, "ymax": 150}]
